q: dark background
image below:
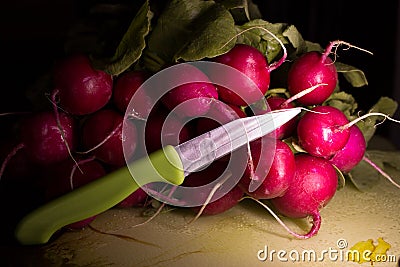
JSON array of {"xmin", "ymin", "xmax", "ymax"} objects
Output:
[{"xmin": 1, "ymin": 0, "xmax": 399, "ymax": 147}]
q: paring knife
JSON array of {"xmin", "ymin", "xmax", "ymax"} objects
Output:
[{"xmin": 15, "ymin": 107, "xmax": 301, "ymax": 245}]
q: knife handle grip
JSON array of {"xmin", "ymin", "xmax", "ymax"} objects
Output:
[{"xmin": 15, "ymin": 145, "xmax": 184, "ymax": 245}]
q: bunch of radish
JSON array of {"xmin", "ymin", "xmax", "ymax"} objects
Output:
[{"xmin": 1, "ymin": 1, "xmax": 399, "ymax": 241}]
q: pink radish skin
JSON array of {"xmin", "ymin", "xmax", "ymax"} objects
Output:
[
  {"xmin": 287, "ymin": 51, "xmax": 338, "ymax": 106},
  {"xmin": 183, "ymin": 161, "xmax": 244, "ymax": 215},
  {"xmin": 297, "ymin": 105, "xmax": 350, "ymax": 158},
  {"xmin": 212, "ymin": 44, "xmax": 271, "ymax": 106},
  {"xmin": 113, "ymin": 70, "xmax": 153, "ymax": 115},
  {"xmin": 329, "ymin": 124, "xmax": 366, "ymax": 173},
  {"xmin": 20, "ymin": 111, "xmax": 76, "ymax": 165},
  {"xmin": 195, "ymin": 100, "xmax": 246, "ymax": 136},
  {"xmin": 53, "ymin": 54, "xmax": 113, "ymax": 115},
  {"xmin": 270, "ymin": 154, "xmax": 338, "ymax": 238},
  {"xmin": 82, "ymin": 109, "xmax": 137, "ymax": 167},
  {"xmin": 161, "ymin": 64, "xmax": 218, "ymax": 117},
  {"xmin": 116, "ymin": 188, "xmax": 148, "ymax": 208},
  {"xmin": 144, "ymin": 105, "xmax": 192, "ymax": 153},
  {"xmin": 239, "ymin": 139, "xmax": 295, "ymax": 199}
]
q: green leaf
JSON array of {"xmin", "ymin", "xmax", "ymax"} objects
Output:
[
  {"xmin": 144, "ymin": 0, "xmax": 236, "ymax": 72},
  {"xmin": 282, "ymin": 24, "xmax": 307, "ymax": 55},
  {"xmin": 235, "ymin": 19, "xmax": 289, "ymax": 63},
  {"xmin": 215, "ymin": 0, "xmax": 262, "ymax": 23},
  {"xmin": 357, "ymin": 97, "xmax": 399, "ymax": 144},
  {"xmin": 348, "ymin": 150, "xmax": 400, "ymax": 191},
  {"xmin": 335, "ymin": 62, "xmax": 368, "ymax": 87},
  {"xmin": 102, "ymin": 0, "xmax": 153, "ymax": 76},
  {"xmin": 176, "ymin": 4, "xmax": 237, "ymax": 62}
]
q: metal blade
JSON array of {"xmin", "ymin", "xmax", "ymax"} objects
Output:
[{"xmin": 176, "ymin": 107, "xmax": 302, "ymax": 176}]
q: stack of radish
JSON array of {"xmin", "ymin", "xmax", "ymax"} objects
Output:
[{"xmin": 1, "ymin": 34, "xmax": 398, "ymax": 240}]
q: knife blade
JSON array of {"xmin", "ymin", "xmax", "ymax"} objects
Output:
[{"xmin": 15, "ymin": 107, "xmax": 301, "ymax": 245}]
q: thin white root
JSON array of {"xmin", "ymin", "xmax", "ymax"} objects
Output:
[
  {"xmin": 69, "ymin": 156, "xmax": 96, "ymax": 190},
  {"xmin": 188, "ymin": 171, "xmax": 232, "ymax": 225},
  {"xmin": 281, "ymin": 83, "xmax": 328, "ymax": 107},
  {"xmin": 76, "ymin": 122, "xmax": 123, "ymax": 154},
  {"xmin": 340, "ymin": 112, "xmax": 400, "ymax": 130},
  {"xmin": 51, "ymin": 89, "xmax": 82, "ymax": 174},
  {"xmin": 363, "ymin": 156, "xmax": 400, "ymax": 190}
]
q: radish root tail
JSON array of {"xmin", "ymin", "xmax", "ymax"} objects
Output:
[{"xmin": 245, "ymin": 196, "xmax": 321, "ymax": 239}]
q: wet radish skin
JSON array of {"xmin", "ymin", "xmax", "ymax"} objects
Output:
[
  {"xmin": 287, "ymin": 51, "xmax": 338, "ymax": 106},
  {"xmin": 329, "ymin": 124, "xmax": 366, "ymax": 173},
  {"xmin": 297, "ymin": 105, "xmax": 350, "ymax": 158},
  {"xmin": 270, "ymin": 154, "xmax": 338, "ymax": 218}
]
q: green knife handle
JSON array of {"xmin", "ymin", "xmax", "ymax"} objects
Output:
[{"xmin": 15, "ymin": 145, "xmax": 184, "ymax": 245}]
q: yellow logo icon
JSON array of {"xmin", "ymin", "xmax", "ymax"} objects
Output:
[{"xmin": 348, "ymin": 237, "xmax": 392, "ymax": 264}]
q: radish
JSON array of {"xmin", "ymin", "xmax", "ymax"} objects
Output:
[
  {"xmin": 53, "ymin": 54, "xmax": 113, "ymax": 115},
  {"xmin": 116, "ymin": 188, "xmax": 148, "ymax": 208},
  {"xmin": 183, "ymin": 161, "xmax": 244, "ymax": 216},
  {"xmin": 81, "ymin": 109, "xmax": 137, "ymax": 167},
  {"xmin": 20, "ymin": 111, "xmax": 77, "ymax": 165},
  {"xmin": 195, "ymin": 100, "xmax": 246, "ymax": 136},
  {"xmin": 160, "ymin": 64, "xmax": 218, "ymax": 117},
  {"xmin": 329, "ymin": 124, "xmax": 366, "ymax": 173},
  {"xmin": 297, "ymin": 105, "xmax": 350, "ymax": 158},
  {"xmin": 112, "ymin": 70, "xmax": 153, "ymax": 115},
  {"xmin": 269, "ymin": 154, "xmax": 338, "ymax": 239},
  {"xmin": 239, "ymin": 139, "xmax": 295, "ymax": 199},
  {"xmin": 211, "ymin": 41, "xmax": 287, "ymax": 106},
  {"xmin": 287, "ymin": 40, "xmax": 373, "ymax": 106},
  {"xmin": 211, "ymin": 44, "xmax": 271, "ymax": 106},
  {"xmin": 144, "ymin": 105, "xmax": 192, "ymax": 153}
]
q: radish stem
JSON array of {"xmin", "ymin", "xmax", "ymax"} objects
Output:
[{"xmin": 321, "ymin": 40, "xmax": 373, "ymax": 63}]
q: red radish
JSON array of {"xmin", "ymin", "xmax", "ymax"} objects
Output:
[
  {"xmin": 195, "ymin": 100, "xmax": 246, "ymax": 136},
  {"xmin": 212, "ymin": 44, "xmax": 271, "ymax": 106},
  {"xmin": 19, "ymin": 111, "xmax": 76, "ymax": 165},
  {"xmin": 53, "ymin": 54, "xmax": 113, "ymax": 115},
  {"xmin": 81, "ymin": 109, "xmax": 137, "ymax": 167},
  {"xmin": 287, "ymin": 40, "xmax": 373, "ymax": 106},
  {"xmin": 329, "ymin": 125, "xmax": 366, "ymax": 173},
  {"xmin": 161, "ymin": 64, "xmax": 218, "ymax": 117},
  {"xmin": 270, "ymin": 154, "xmax": 338, "ymax": 238},
  {"xmin": 297, "ymin": 105, "xmax": 350, "ymax": 158},
  {"xmin": 183, "ymin": 161, "xmax": 244, "ymax": 216},
  {"xmin": 210, "ymin": 28, "xmax": 287, "ymax": 107},
  {"xmin": 239, "ymin": 139, "xmax": 295, "ymax": 199},
  {"xmin": 287, "ymin": 52, "xmax": 337, "ymax": 106},
  {"xmin": 252, "ymin": 96, "xmax": 298, "ymax": 139},
  {"xmin": 112, "ymin": 70, "xmax": 153, "ymax": 115},
  {"xmin": 144, "ymin": 105, "xmax": 192, "ymax": 153},
  {"xmin": 191, "ymin": 185, "xmax": 244, "ymax": 216},
  {"xmin": 43, "ymin": 158, "xmax": 106, "ymax": 229},
  {"xmin": 116, "ymin": 187, "xmax": 148, "ymax": 208}
]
